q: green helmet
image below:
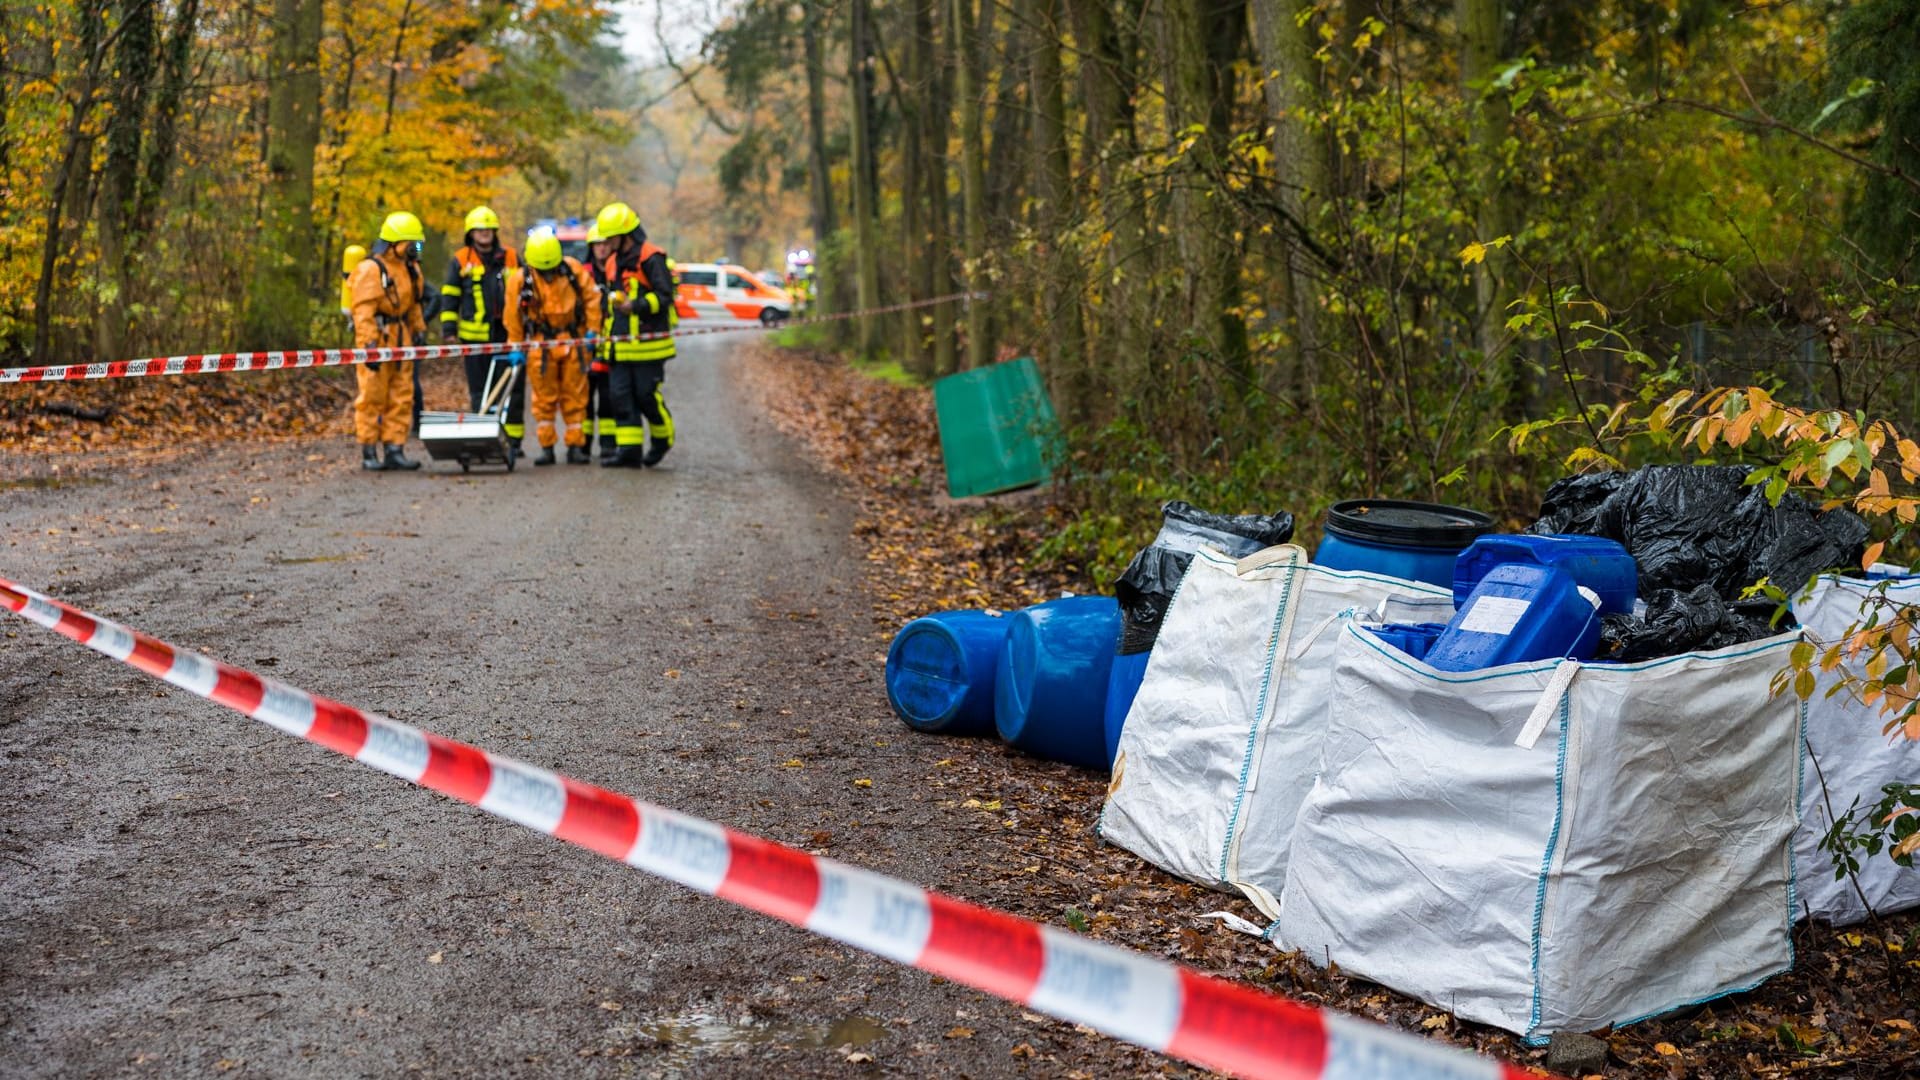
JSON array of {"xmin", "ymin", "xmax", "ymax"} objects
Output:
[{"xmin": 595, "ymin": 201, "xmax": 641, "ymax": 239}]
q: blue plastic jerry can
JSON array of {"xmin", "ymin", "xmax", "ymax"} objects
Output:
[{"xmin": 1426, "ymin": 563, "xmax": 1603, "ymax": 672}]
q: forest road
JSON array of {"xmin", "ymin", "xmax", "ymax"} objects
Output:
[{"xmin": 0, "ymin": 337, "xmax": 1142, "ymax": 1078}]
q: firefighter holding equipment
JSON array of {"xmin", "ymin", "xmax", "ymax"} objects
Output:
[
  {"xmin": 504, "ymin": 231, "xmax": 602, "ymax": 466},
  {"xmin": 442, "ymin": 205, "xmax": 526, "ymax": 461},
  {"xmin": 348, "ymin": 213, "xmax": 429, "ymax": 472},
  {"xmin": 594, "ymin": 201, "xmax": 676, "ymax": 468},
  {"xmin": 583, "ymin": 222, "xmax": 618, "ymax": 461}
]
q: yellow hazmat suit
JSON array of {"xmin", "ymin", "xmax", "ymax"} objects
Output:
[
  {"xmin": 504, "ymin": 249, "xmax": 602, "ymax": 453},
  {"xmin": 348, "ymin": 244, "xmax": 428, "ymax": 446}
]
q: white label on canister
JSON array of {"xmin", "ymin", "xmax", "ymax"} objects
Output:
[{"xmin": 1458, "ymin": 595, "xmax": 1531, "ymax": 636}]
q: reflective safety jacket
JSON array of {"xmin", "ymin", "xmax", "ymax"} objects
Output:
[
  {"xmin": 349, "ymin": 249, "xmax": 428, "ymax": 349},
  {"xmin": 440, "ymin": 241, "xmax": 520, "ymax": 343},
  {"xmin": 502, "ymin": 258, "xmax": 603, "ymax": 342},
  {"xmin": 603, "ymin": 239, "xmax": 676, "ymax": 363}
]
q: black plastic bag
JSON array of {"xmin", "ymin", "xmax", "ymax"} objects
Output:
[
  {"xmin": 1531, "ymin": 464, "xmax": 1867, "ymax": 659},
  {"xmin": 1599, "ymin": 585, "xmax": 1789, "ymax": 662},
  {"xmin": 1114, "ymin": 501, "xmax": 1296, "ymax": 655},
  {"xmin": 1530, "ymin": 465, "xmax": 1868, "ymax": 597}
]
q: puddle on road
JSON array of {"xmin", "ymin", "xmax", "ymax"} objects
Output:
[
  {"xmin": 0, "ymin": 475, "xmax": 106, "ymax": 492},
  {"xmin": 630, "ymin": 1010, "xmax": 884, "ymax": 1070}
]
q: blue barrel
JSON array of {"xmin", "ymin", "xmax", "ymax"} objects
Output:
[
  {"xmin": 1427, "ymin": 564, "xmax": 1603, "ymax": 672},
  {"xmin": 1453, "ymin": 533, "xmax": 1637, "ymax": 615},
  {"xmin": 995, "ymin": 596, "xmax": 1121, "ymax": 770},
  {"xmin": 885, "ymin": 610, "xmax": 1010, "ymax": 735},
  {"xmin": 1102, "ymin": 650, "xmax": 1151, "ymax": 767},
  {"xmin": 1313, "ymin": 499, "xmax": 1495, "ymax": 587}
]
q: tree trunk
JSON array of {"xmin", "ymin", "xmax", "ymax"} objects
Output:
[
  {"xmin": 900, "ymin": 0, "xmax": 930, "ymax": 375},
  {"xmin": 134, "ymin": 0, "xmax": 200, "ymax": 240},
  {"xmin": 983, "ymin": 16, "xmax": 1030, "ymax": 228},
  {"xmin": 243, "ymin": 0, "xmax": 325, "ymax": 349},
  {"xmin": 953, "ymin": 0, "xmax": 991, "ymax": 370},
  {"xmin": 1158, "ymin": 0, "xmax": 1248, "ymax": 382},
  {"xmin": 31, "ymin": 3, "xmax": 109, "ymax": 364},
  {"xmin": 1029, "ymin": 0, "xmax": 1087, "ymax": 422},
  {"xmin": 1066, "ymin": 0, "xmax": 1141, "ymax": 409},
  {"xmin": 922, "ymin": 0, "xmax": 958, "ymax": 376},
  {"xmin": 848, "ymin": 0, "xmax": 883, "ymax": 356},
  {"xmin": 1250, "ymin": 0, "xmax": 1326, "ymax": 393},
  {"xmin": 96, "ymin": 0, "xmax": 158, "ymax": 362},
  {"xmin": 1458, "ymin": 0, "xmax": 1514, "ymax": 399},
  {"xmin": 802, "ymin": 0, "xmax": 838, "ymax": 316}
]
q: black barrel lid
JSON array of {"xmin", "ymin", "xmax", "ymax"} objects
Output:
[{"xmin": 1324, "ymin": 499, "xmax": 1495, "ymax": 550}]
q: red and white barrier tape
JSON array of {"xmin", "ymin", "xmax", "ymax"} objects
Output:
[
  {"xmin": 0, "ymin": 292, "xmax": 984, "ymax": 385},
  {"xmin": 0, "ymin": 577, "xmax": 1548, "ymax": 1080}
]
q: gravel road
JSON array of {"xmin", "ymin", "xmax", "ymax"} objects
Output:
[{"xmin": 0, "ymin": 338, "xmax": 1160, "ymax": 1078}]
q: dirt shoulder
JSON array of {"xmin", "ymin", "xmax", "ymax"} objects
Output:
[{"xmin": 738, "ymin": 343, "xmax": 1920, "ymax": 1080}]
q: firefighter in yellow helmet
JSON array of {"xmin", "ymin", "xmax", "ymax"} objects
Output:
[
  {"xmin": 347, "ymin": 213, "xmax": 429, "ymax": 471},
  {"xmin": 583, "ymin": 222, "xmax": 618, "ymax": 461},
  {"xmin": 504, "ymin": 230, "xmax": 602, "ymax": 465},
  {"xmin": 594, "ymin": 201, "xmax": 675, "ymax": 468},
  {"xmin": 441, "ymin": 205, "xmax": 526, "ymax": 462}
]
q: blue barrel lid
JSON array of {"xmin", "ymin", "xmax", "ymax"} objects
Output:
[
  {"xmin": 1324, "ymin": 499, "xmax": 1495, "ymax": 550},
  {"xmin": 886, "ymin": 618, "xmax": 970, "ymax": 729}
]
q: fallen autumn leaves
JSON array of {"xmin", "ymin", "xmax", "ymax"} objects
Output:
[{"xmin": 741, "ymin": 342, "xmax": 1920, "ymax": 1079}]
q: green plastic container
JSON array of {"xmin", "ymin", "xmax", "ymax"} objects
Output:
[{"xmin": 933, "ymin": 357, "xmax": 1060, "ymax": 498}]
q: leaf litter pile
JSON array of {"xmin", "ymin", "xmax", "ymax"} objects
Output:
[
  {"xmin": 742, "ymin": 344, "xmax": 1920, "ymax": 1079},
  {"xmin": 1, "ymin": 361, "xmax": 471, "ymax": 464}
]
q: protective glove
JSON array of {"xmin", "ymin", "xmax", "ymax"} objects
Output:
[
  {"xmin": 504, "ymin": 350, "xmax": 526, "ymax": 368},
  {"xmin": 590, "ymin": 359, "xmax": 610, "ymax": 375},
  {"xmin": 441, "ymin": 327, "xmax": 458, "ymax": 345}
]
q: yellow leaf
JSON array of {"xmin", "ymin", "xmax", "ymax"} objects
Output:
[
  {"xmin": 1458, "ymin": 241, "xmax": 1487, "ymax": 266},
  {"xmin": 1654, "ymin": 1042, "xmax": 1680, "ymax": 1056},
  {"xmin": 1419, "ymin": 1014, "xmax": 1449, "ymax": 1029},
  {"xmin": 853, "ymin": 778, "xmax": 872, "ymax": 788},
  {"xmin": 779, "ymin": 758, "xmax": 804, "ymax": 768}
]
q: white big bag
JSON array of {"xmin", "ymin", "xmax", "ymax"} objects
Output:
[
  {"xmin": 1793, "ymin": 573, "xmax": 1920, "ymax": 924},
  {"xmin": 1278, "ymin": 622, "xmax": 1804, "ymax": 1040},
  {"xmin": 1099, "ymin": 544, "xmax": 1456, "ymax": 912}
]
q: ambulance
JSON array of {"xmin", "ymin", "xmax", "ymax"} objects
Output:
[{"xmin": 673, "ymin": 263, "xmax": 793, "ymax": 325}]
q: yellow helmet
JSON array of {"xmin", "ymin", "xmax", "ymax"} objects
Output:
[
  {"xmin": 341, "ymin": 244, "xmax": 367, "ymax": 275},
  {"xmin": 595, "ymin": 201, "xmax": 641, "ymax": 239},
  {"xmin": 378, "ymin": 211, "xmax": 425, "ymax": 243},
  {"xmin": 464, "ymin": 205, "xmax": 501, "ymax": 233},
  {"xmin": 525, "ymin": 231, "xmax": 564, "ymax": 271},
  {"xmin": 585, "ymin": 223, "xmax": 604, "ymax": 244}
]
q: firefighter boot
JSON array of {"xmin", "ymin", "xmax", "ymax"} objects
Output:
[
  {"xmin": 566, "ymin": 446, "xmax": 591, "ymax": 465},
  {"xmin": 361, "ymin": 444, "xmax": 384, "ymax": 472},
  {"xmin": 601, "ymin": 447, "xmax": 642, "ymax": 468},
  {"xmin": 383, "ymin": 444, "xmax": 422, "ymax": 471},
  {"xmin": 642, "ymin": 441, "xmax": 670, "ymax": 467},
  {"xmin": 534, "ymin": 446, "xmax": 557, "ymax": 467}
]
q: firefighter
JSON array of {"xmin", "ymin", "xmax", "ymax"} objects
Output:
[
  {"xmin": 440, "ymin": 205, "xmax": 525, "ymax": 461},
  {"xmin": 504, "ymin": 230, "xmax": 602, "ymax": 465},
  {"xmin": 594, "ymin": 201, "xmax": 675, "ymax": 468},
  {"xmin": 348, "ymin": 212, "xmax": 429, "ymax": 472},
  {"xmin": 583, "ymin": 222, "xmax": 617, "ymax": 461}
]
